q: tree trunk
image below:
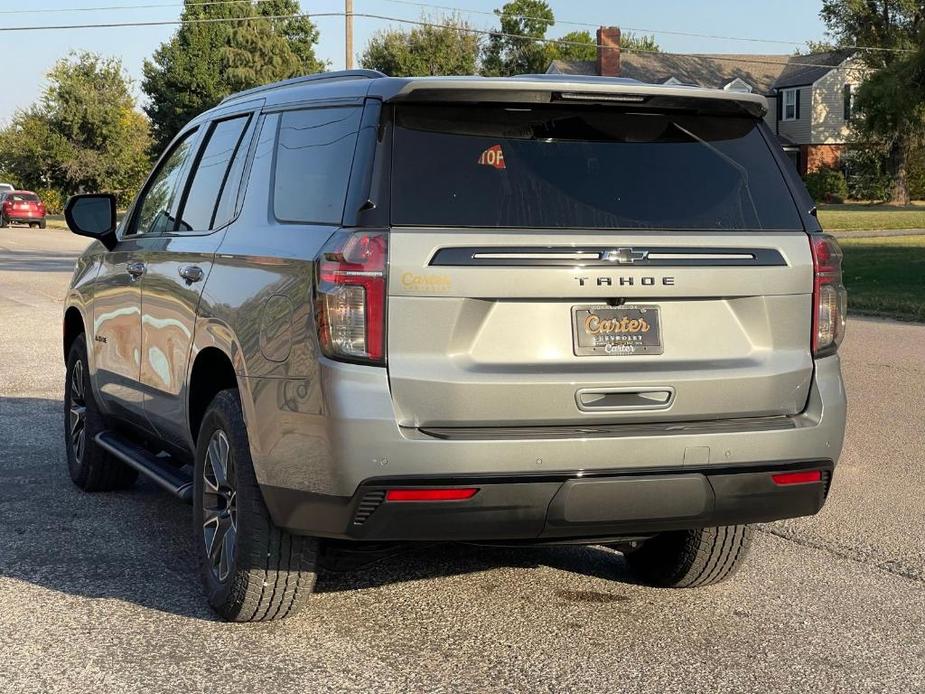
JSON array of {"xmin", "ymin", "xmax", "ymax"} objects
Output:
[{"xmin": 888, "ymin": 135, "xmax": 911, "ymax": 206}]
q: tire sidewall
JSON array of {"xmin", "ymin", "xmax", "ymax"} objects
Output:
[
  {"xmin": 193, "ymin": 391, "xmax": 257, "ymax": 612},
  {"xmin": 64, "ymin": 335, "xmax": 96, "ymax": 483}
]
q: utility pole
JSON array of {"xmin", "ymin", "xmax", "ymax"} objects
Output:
[{"xmin": 345, "ymin": 0, "xmax": 354, "ymax": 70}]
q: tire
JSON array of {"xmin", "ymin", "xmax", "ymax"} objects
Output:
[
  {"xmin": 624, "ymin": 525, "xmax": 753, "ymax": 588},
  {"xmin": 0, "ymin": 216, "xmax": 7, "ymax": 228},
  {"xmin": 39, "ymin": 220, "xmax": 47, "ymax": 229},
  {"xmin": 64, "ymin": 334, "xmax": 138, "ymax": 491},
  {"xmin": 193, "ymin": 389, "xmax": 318, "ymax": 622}
]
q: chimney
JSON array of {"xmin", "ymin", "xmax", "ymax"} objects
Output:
[{"xmin": 596, "ymin": 26, "xmax": 621, "ymax": 77}]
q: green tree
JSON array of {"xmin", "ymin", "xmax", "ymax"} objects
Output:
[
  {"xmin": 545, "ymin": 29, "xmax": 660, "ymax": 63},
  {"xmin": 819, "ymin": 1, "xmax": 925, "ymax": 204},
  {"xmin": 622, "ymin": 31, "xmax": 660, "ymax": 54},
  {"xmin": 546, "ymin": 30, "xmax": 596, "ymax": 62},
  {"xmin": 482, "ymin": 0, "xmax": 555, "ymax": 76},
  {"xmin": 142, "ymin": 0, "xmax": 323, "ymax": 153},
  {"xmin": 0, "ymin": 52, "xmax": 150, "ymax": 204},
  {"xmin": 360, "ymin": 16, "xmax": 480, "ymax": 76}
]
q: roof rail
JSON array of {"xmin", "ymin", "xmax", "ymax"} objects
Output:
[{"xmin": 220, "ymin": 69, "xmax": 386, "ymax": 104}]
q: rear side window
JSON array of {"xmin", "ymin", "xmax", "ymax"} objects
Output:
[
  {"xmin": 392, "ymin": 105, "xmax": 803, "ymax": 231},
  {"xmin": 177, "ymin": 115, "xmax": 250, "ymax": 232},
  {"xmin": 273, "ymin": 107, "xmax": 361, "ymax": 224}
]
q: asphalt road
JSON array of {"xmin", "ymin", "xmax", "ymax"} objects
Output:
[{"xmin": 0, "ymin": 227, "xmax": 922, "ymax": 693}]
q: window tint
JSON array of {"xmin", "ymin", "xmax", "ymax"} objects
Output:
[
  {"xmin": 177, "ymin": 115, "xmax": 250, "ymax": 231},
  {"xmin": 212, "ymin": 116, "xmax": 257, "ymax": 229},
  {"xmin": 132, "ymin": 131, "xmax": 196, "ymax": 235},
  {"xmin": 392, "ymin": 105, "xmax": 803, "ymax": 231},
  {"xmin": 273, "ymin": 107, "xmax": 361, "ymax": 224}
]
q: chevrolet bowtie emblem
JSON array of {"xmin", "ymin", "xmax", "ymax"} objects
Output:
[{"xmin": 602, "ymin": 248, "xmax": 648, "ymax": 264}]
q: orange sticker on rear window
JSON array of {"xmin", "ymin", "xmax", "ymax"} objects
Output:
[{"xmin": 477, "ymin": 144, "xmax": 506, "ymax": 169}]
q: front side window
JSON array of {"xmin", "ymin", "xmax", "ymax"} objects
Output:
[
  {"xmin": 783, "ymin": 88, "xmax": 799, "ymax": 121},
  {"xmin": 177, "ymin": 115, "xmax": 250, "ymax": 232},
  {"xmin": 273, "ymin": 107, "xmax": 361, "ymax": 224},
  {"xmin": 131, "ymin": 130, "xmax": 197, "ymax": 236},
  {"xmin": 391, "ymin": 104, "xmax": 803, "ymax": 231}
]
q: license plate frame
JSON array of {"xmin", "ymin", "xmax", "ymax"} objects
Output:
[{"xmin": 571, "ymin": 304, "xmax": 663, "ymax": 357}]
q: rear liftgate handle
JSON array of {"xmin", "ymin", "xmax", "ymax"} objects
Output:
[{"xmin": 575, "ymin": 387, "xmax": 675, "ymax": 412}]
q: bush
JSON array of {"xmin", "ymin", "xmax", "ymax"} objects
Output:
[
  {"xmin": 804, "ymin": 167, "xmax": 849, "ymax": 203},
  {"xmin": 33, "ymin": 187, "xmax": 65, "ymax": 215},
  {"xmin": 841, "ymin": 147, "xmax": 891, "ymax": 201},
  {"xmin": 908, "ymin": 146, "xmax": 925, "ymax": 201}
]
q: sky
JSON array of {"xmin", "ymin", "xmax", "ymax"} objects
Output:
[{"xmin": 0, "ymin": 0, "xmax": 829, "ymax": 124}]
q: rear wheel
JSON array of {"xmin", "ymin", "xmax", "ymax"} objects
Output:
[
  {"xmin": 193, "ymin": 389, "xmax": 318, "ymax": 622},
  {"xmin": 64, "ymin": 334, "xmax": 138, "ymax": 491},
  {"xmin": 624, "ymin": 525, "xmax": 753, "ymax": 588},
  {"xmin": 39, "ymin": 220, "xmax": 47, "ymax": 229},
  {"xmin": 0, "ymin": 215, "xmax": 7, "ymax": 228}
]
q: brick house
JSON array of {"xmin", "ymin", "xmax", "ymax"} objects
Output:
[{"xmin": 546, "ymin": 27, "xmax": 867, "ymax": 176}]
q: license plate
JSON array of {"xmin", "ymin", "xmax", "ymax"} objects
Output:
[{"xmin": 572, "ymin": 305, "xmax": 663, "ymax": 356}]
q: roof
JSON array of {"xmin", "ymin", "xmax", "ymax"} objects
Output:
[
  {"xmin": 547, "ymin": 51, "xmax": 854, "ymax": 94},
  {"xmin": 215, "ymin": 71, "xmax": 769, "ymax": 118},
  {"xmin": 773, "ymin": 51, "xmax": 854, "ymax": 89}
]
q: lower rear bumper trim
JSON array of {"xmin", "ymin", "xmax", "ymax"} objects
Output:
[{"xmin": 262, "ymin": 460, "xmax": 834, "ymax": 541}]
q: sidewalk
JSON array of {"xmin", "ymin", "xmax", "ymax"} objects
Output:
[{"xmin": 829, "ymin": 228, "xmax": 925, "ymax": 239}]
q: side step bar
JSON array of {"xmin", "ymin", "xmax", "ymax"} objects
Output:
[{"xmin": 95, "ymin": 431, "xmax": 193, "ymax": 503}]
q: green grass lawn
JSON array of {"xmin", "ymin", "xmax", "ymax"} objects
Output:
[
  {"xmin": 817, "ymin": 202, "xmax": 925, "ymax": 231},
  {"xmin": 840, "ymin": 234, "xmax": 925, "ymax": 321}
]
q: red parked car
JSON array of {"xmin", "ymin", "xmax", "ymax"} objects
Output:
[{"xmin": 0, "ymin": 190, "xmax": 47, "ymax": 228}]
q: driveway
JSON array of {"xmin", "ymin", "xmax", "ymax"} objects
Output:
[{"xmin": 0, "ymin": 227, "xmax": 922, "ymax": 693}]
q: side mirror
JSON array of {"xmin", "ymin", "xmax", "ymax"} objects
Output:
[{"xmin": 64, "ymin": 193, "xmax": 118, "ymax": 250}]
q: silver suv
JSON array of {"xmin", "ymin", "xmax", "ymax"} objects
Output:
[{"xmin": 62, "ymin": 71, "xmax": 847, "ymax": 622}]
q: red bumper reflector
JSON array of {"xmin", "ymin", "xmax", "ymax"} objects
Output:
[
  {"xmin": 385, "ymin": 488, "xmax": 478, "ymax": 502},
  {"xmin": 772, "ymin": 470, "xmax": 822, "ymax": 486}
]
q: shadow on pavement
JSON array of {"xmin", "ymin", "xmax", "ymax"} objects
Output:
[
  {"xmin": 0, "ymin": 248, "xmax": 80, "ymax": 272},
  {"xmin": 0, "ymin": 396, "xmax": 634, "ymax": 621}
]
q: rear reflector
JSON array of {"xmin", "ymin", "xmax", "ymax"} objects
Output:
[
  {"xmin": 772, "ymin": 470, "xmax": 822, "ymax": 486},
  {"xmin": 385, "ymin": 488, "xmax": 478, "ymax": 502}
]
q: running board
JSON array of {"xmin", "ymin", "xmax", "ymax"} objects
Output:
[{"xmin": 95, "ymin": 431, "xmax": 193, "ymax": 503}]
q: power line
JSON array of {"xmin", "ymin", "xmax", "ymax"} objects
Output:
[
  {"xmin": 0, "ymin": 0, "xmax": 272, "ymax": 15},
  {"xmin": 376, "ymin": 0, "xmax": 915, "ymax": 54},
  {"xmin": 0, "ymin": 0, "xmax": 913, "ymax": 54},
  {"xmin": 0, "ymin": 10, "xmax": 874, "ymax": 71}
]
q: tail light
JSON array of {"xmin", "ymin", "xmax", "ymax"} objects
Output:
[
  {"xmin": 810, "ymin": 234, "xmax": 847, "ymax": 357},
  {"xmin": 315, "ymin": 230, "xmax": 388, "ymax": 365}
]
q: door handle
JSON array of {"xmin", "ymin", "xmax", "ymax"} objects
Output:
[
  {"xmin": 126, "ymin": 261, "xmax": 146, "ymax": 279},
  {"xmin": 178, "ymin": 265, "xmax": 204, "ymax": 283}
]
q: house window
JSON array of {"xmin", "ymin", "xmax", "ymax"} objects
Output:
[
  {"xmin": 782, "ymin": 88, "xmax": 799, "ymax": 121},
  {"xmin": 843, "ymin": 84, "xmax": 856, "ymax": 121}
]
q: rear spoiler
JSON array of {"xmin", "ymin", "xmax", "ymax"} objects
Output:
[{"xmin": 372, "ymin": 76, "xmax": 768, "ymax": 119}]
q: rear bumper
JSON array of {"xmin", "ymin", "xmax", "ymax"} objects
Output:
[
  {"xmin": 242, "ymin": 354, "xmax": 846, "ymax": 536},
  {"xmin": 262, "ymin": 460, "xmax": 834, "ymax": 541}
]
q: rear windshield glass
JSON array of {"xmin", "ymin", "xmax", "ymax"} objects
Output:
[
  {"xmin": 8, "ymin": 193, "xmax": 38, "ymax": 202},
  {"xmin": 391, "ymin": 105, "xmax": 802, "ymax": 230}
]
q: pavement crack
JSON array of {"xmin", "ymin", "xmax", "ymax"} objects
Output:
[{"xmin": 759, "ymin": 526, "xmax": 924, "ymax": 584}]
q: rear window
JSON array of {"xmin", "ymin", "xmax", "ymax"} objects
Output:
[
  {"xmin": 391, "ymin": 105, "xmax": 803, "ymax": 230},
  {"xmin": 273, "ymin": 107, "xmax": 361, "ymax": 224},
  {"xmin": 8, "ymin": 193, "xmax": 38, "ymax": 202}
]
